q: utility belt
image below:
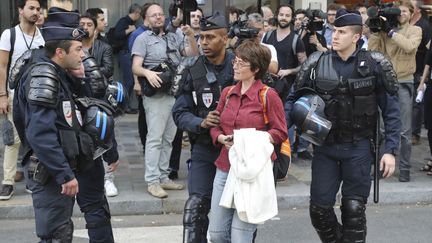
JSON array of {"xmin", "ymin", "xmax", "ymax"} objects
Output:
[
  {"xmin": 27, "ymin": 155, "xmax": 50, "ymax": 185},
  {"xmin": 325, "ymin": 128, "xmax": 373, "ymax": 144}
]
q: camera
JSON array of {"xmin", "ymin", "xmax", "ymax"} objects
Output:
[
  {"xmin": 228, "ymin": 20, "xmax": 259, "ymax": 39},
  {"xmin": 300, "ymin": 10, "xmax": 324, "ymax": 34},
  {"xmin": 169, "ymin": 0, "xmax": 198, "ymax": 26},
  {"xmin": 367, "ymin": 5, "xmax": 401, "ymax": 32}
]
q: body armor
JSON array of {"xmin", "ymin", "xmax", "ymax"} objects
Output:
[{"xmin": 312, "ymin": 51, "xmax": 377, "ymax": 143}]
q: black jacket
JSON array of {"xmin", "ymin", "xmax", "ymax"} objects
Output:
[{"xmin": 90, "ymin": 39, "xmax": 114, "ymax": 79}]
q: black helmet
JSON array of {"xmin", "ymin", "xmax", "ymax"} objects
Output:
[
  {"xmin": 291, "ymin": 94, "xmax": 332, "ymax": 146},
  {"xmin": 83, "ymin": 105, "xmax": 114, "ymax": 149},
  {"xmin": 104, "ymin": 81, "xmax": 128, "ymax": 117}
]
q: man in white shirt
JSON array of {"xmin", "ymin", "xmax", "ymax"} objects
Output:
[{"xmin": 0, "ymin": 0, "xmax": 45, "ymax": 200}]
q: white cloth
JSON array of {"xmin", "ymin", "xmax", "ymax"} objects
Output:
[
  {"xmin": 219, "ymin": 128, "xmax": 278, "ymax": 224},
  {"xmin": 261, "ymin": 42, "xmax": 278, "ymax": 63}
]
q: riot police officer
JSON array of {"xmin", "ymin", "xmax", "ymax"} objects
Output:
[
  {"xmin": 13, "ymin": 8, "xmax": 117, "ymax": 242},
  {"xmin": 285, "ymin": 9, "xmax": 401, "ymax": 243},
  {"xmin": 172, "ymin": 12, "xmax": 234, "ymax": 243}
]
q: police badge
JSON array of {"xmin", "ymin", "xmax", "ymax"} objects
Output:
[{"xmin": 202, "ymin": 93, "xmax": 213, "ymax": 108}]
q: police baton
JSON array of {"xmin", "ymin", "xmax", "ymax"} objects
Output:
[{"xmin": 373, "ymin": 114, "xmax": 380, "ymax": 203}]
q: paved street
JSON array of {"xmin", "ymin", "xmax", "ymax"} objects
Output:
[{"xmin": 0, "ymin": 204, "xmax": 431, "ymax": 242}]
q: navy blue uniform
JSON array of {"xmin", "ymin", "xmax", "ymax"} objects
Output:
[
  {"xmin": 172, "ymin": 53, "xmax": 234, "ymax": 243},
  {"xmin": 14, "ymin": 59, "xmax": 117, "ymax": 243},
  {"xmin": 285, "ymin": 49, "xmax": 400, "ymax": 243}
]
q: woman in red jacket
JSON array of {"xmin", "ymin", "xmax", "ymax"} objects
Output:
[{"xmin": 208, "ymin": 40, "xmax": 288, "ymax": 243}]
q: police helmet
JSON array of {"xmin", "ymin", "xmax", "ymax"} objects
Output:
[
  {"xmin": 104, "ymin": 81, "xmax": 128, "ymax": 117},
  {"xmin": 291, "ymin": 94, "xmax": 332, "ymax": 146},
  {"xmin": 83, "ymin": 105, "xmax": 114, "ymax": 149}
]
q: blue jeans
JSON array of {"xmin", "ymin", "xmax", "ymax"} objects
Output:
[{"xmin": 208, "ymin": 169, "xmax": 257, "ymax": 243}]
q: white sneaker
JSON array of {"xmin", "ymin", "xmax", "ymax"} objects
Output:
[{"xmin": 104, "ymin": 179, "xmax": 118, "ymax": 197}]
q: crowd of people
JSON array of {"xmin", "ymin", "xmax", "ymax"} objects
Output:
[{"xmin": 0, "ymin": 0, "xmax": 430, "ymax": 242}]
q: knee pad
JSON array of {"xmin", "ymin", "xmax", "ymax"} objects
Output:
[
  {"xmin": 309, "ymin": 202, "xmax": 341, "ymax": 243},
  {"xmin": 81, "ymin": 196, "xmax": 112, "ymax": 230},
  {"xmin": 183, "ymin": 195, "xmax": 211, "ymax": 243},
  {"xmin": 51, "ymin": 219, "xmax": 74, "ymax": 243},
  {"xmin": 340, "ymin": 198, "xmax": 366, "ymax": 243}
]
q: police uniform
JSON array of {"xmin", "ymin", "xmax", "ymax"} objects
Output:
[
  {"xmin": 172, "ymin": 13, "xmax": 234, "ymax": 243},
  {"xmin": 13, "ymin": 8, "xmax": 117, "ymax": 243},
  {"xmin": 286, "ymin": 10, "xmax": 401, "ymax": 243}
]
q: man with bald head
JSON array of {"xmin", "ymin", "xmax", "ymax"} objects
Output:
[{"xmin": 172, "ymin": 12, "xmax": 234, "ymax": 243}]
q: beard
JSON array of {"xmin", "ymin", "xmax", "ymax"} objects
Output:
[{"xmin": 278, "ymin": 21, "xmax": 291, "ymax": 29}]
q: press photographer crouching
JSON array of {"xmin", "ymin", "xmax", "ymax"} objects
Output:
[
  {"xmin": 368, "ymin": 0, "xmax": 422, "ymax": 182},
  {"xmin": 294, "ymin": 9, "xmax": 327, "ymax": 56}
]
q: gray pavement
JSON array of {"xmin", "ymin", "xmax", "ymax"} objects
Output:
[{"xmin": 1, "ymin": 114, "xmax": 432, "ymax": 219}]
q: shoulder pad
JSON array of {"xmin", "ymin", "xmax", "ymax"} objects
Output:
[
  {"xmin": 83, "ymin": 55, "xmax": 99, "ymax": 71},
  {"xmin": 8, "ymin": 49, "xmax": 33, "ymax": 90},
  {"xmin": 369, "ymin": 51, "xmax": 398, "ymax": 95},
  {"xmin": 294, "ymin": 51, "xmax": 324, "ymax": 90},
  {"xmin": 26, "ymin": 62, "xmax": 60, "ymax": 108},
  {"xmin": 83, "ymin": 55, "xmax": 107, "ymax": 98}
]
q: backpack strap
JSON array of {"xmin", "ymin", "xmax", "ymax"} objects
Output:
[
  {"xmin": 6, "ymin": 27, "xmax": 16, "ymax": 79},
  {"xmin": 259, "ymin": 85, "xmax": 271, "ymax": 125},
  {"xmin": 292, "ymin": 33, "xmax": 299, "ymax": 56},
  {"xmin": 263, "ymin": 30, "xmax": 275, "ymax": 44},
  {"xmin": 223, "ymin": 85, "xmax": 236, "ymax": 110}
]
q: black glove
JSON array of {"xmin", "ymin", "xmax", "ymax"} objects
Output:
[{"xmin": 382, "ymin": 20, "xmax": 393, "ymax": 34}]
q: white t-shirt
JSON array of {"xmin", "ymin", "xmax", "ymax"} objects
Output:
[
  {"xmin": 0, "ymin": 25, "xmax": 45, "ymax": 75},
  {"xmin": 261, "ymin": 42, "xmax": 278, "ymax": 63}
]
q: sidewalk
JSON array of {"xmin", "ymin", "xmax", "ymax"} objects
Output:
[{"xmin": 0, "ymin": 114, "xmax": 431, "ymax": 219}]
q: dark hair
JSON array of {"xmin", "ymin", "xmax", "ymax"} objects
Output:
[
  {"xmin": 129, "ymin": 3, "xmax": 142, "ymax": 14},
  {"xmin": 227, "ymin": 6, "xmax": 240, "ymax": 16},
  {"xmin": 80, "ymin": 13, "xmax": 98, "ymax": 28},
  {"xmin": 352, "ymin": 3, "xmax": 367, "ymax": 11},
  {"xmin": 235, "ymin": 40, "xmax": 271, "ymax": 80},
  {"xmin": 17, "ymin": 0, "xmax": 40, "ymax": 9},
  {"xmin": 294, "ymin": 9, "xmax": 308, "ymax": 17},
  {"xmin": 86, "ymin": 8, "xmax": 104, "ymax": 18},
  {"xmin": 141, "ymin": 3, "xmax": 156, "ymax": 19},
  {"xmin": 44, "ymin": 40, "xmax": 73, "ymax": 58},
  {"xmin": 327, "ymin": 3, "xmax": 340, "ymax": 12},
  {"xmin": 277, "ymin": 4, "xmax": 294, "ymax": 16}
]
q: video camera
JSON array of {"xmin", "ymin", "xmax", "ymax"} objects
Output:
[
  {"xmin": 367, "ymin": 5, "xmax": 401, "ymax": 32},
  {"xmin": 169, "ymin": 0, "xmax": 198, "ymax": 26},
  {"xmin": 228, "ymin": 20, "xmax": 260, "ymax": 39},
  {"xmin": 300, "ymin": 10, "xmax": 324, "ymax": 34}
]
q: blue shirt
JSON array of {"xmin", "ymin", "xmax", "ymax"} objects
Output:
[{"xmin": 128, "ymin": 25, "xmax": 148, "ymax": 52}]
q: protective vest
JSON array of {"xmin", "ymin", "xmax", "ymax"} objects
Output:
[
  {"xmin": 312, "ymin": 50, "xmax": 377, "ymax": 143},
  {"xmin": 188, "ymin": 55, "xmax": 234, "ymax": 146}
]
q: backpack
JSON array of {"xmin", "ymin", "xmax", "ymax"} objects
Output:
[
  {"xmin": 225, "ymin": 85, "xmax": 292, "ymax": 181},
  {"xmin": 106, "ymin": 27, "xmax": 126, "ymax": 53}
]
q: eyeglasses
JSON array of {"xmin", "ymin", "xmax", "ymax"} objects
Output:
[
  {"xmin": 232, "ymin": 58, "xmax": 251, "ymax": 68},
  {"xmin": 147, "ymin": 13, "xmax": 165, "ymax": 18}
]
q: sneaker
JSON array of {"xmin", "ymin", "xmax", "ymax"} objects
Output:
[
  {"xmin": 161, "ymin": 179, "xmax": 184, "ymax": 190},
  {"xmin": 148, "ymin": 184, "xmax": 168, "ymax": 198},
  {"xmin": 14, "ymin": 171, "xmax": 24, "ymax": 182},
  {"xmin": 25, "ymin": 185, "xmax": 32, "ymax": 194},
  {"xmin": 104, "ymin": 179, "xmax": 118, "ymax": 197},
  {"xmin": 0, "ymin": 185, "xmax": 14, "ymax": 200},
  {"xmin": 297, "ymin": 150, "xmax": 313, "ymax": 160},
  {"xmin": 168, "ymin": 170, "xmax": 178, "ymax": 180}
]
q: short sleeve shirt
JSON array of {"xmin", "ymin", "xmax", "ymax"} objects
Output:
[
  {"xmin": 0, "ymin": 25, "xmax": 45, "ymax": 74},
  {"xmin": 131, "ymin": 30, "xmax": 184, "ymax": 69}
]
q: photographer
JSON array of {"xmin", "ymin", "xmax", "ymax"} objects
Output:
[
  {"xmin": 294, "ymin": 9, "xmax": 327, "ymax": 56},
  {"xmin": 131, "ymin": 3, "xmax": 198, "ymax": 198},
  {"xmin": 368, "ymin": 0, "xmax": 422, "ymax": 182}
]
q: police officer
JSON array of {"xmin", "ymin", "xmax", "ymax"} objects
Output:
[
  {"xmin": 285, "ymin": 9, "xmax": 401, "ymax": 243},
  {"xmin": 13, "ymin": 8, "xmax": 117, "ymax": 242},
  {"xmin": 172, "ymin": 12, "xmax": 234, "ymax": 243}
]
